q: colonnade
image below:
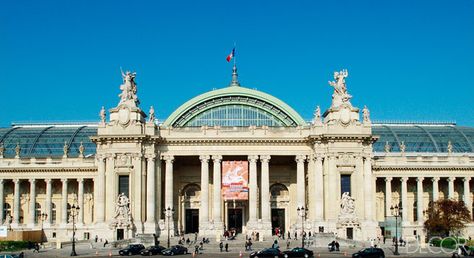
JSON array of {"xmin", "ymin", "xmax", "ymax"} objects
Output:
[
  {"xmin": 0, "ymin": 178, "xmax": 91, "ymax": 227},
  {"xmin": 382, "ymin": 176, "xmax": 472, "ymax": 223}
]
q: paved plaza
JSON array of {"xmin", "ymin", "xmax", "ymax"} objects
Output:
[{"xmin": 0, "ymin": 242, "xmax": 457, "ymax": 258}]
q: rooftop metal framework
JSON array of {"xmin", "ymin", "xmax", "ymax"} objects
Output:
[
  {"xmin": 372, "ymin": 124, "xmax": 474, "ymax": 153},
  {"xmin": 0, "ymin": 125, "xmax": 97, "ymax": 158}
]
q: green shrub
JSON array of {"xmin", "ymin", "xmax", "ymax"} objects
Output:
[
  {"xmin": 0, "ymin": 241, "xmax": 30, "ymax": 251},
  {"xmin": 430, "ymin": 237, "xmax": 466, "ymax": 249}
]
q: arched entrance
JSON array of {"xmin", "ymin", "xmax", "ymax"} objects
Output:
[
  {"xmin": 270, "ymin": 183, "xmax": 289, "ymax": 235},
  {"xmin": 179, "ymin": 184, "xmax": 200, "ymax": 234}
]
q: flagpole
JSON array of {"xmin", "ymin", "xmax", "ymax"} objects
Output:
[{"xmin": 233, "ymin": 42, "xmax": 236, "ymax": 66}]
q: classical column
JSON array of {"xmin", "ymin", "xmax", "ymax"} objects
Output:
[
  {"xmin": 363, "ymin": 155, "xmax": 374, "ymax": 220},
  {"xmin": 463, "ymin": 177, "xmax": 472, "ymax": 217},
  {"xmin": 95, "ymin": 155, "xmax": 106, "ymax": 224},
  {"xmin": 28, "ymin": 179, "xmax": 36, "ymax": 226},
  {"xmin": 384, "ymin": 177, "xmax": 392, "ymax": 217},
  {"xmin": 145, "ymin": 154, "xmax": 156, "ymax": 230},
  {"xmin": 248, "ymin": 155, "xmax": 258, "ymax": 222},
  {"xmin": 400, "ymin": 177, "xmax": 408, "ymax": 223},
  {"xmin": 164, "ymin": 155, "xmax": 174, "ymax": 210},
  {"xmin": 448, "ymin": 177, "xmax": 455, "ymax": 199},
  {"xmin": 313, "ymin": 155, "xmax": 324, "ymax": 221},
  {"xmin": 212, "ymin": 155, "xmax": 223, "ymax": 224},
  {"xmin": 432, "ymin": 177, "xmax": 439, "ymax": 201},
  {"xmin": 199, "ymin": 155, "xmax": 210, "ymax": 224},
  {"xmin": 45, "ymin": 179, "xmax": 52, "ymax": 225},
  {"xmin": 416, "ymin": 177, "xmax": 424, "ymax": 224},
  {"xmin": 296, "ymin": 155, "xmax": 306, "ymax": 208},
  {"xmin": 78, "ymin": 178, "xmax": 84, "ymax": 225},
  {"xmin": 13, "ymin": 179, "xmax": 20, "ymax": 225},
  {"xmin": 61, "ymin": 179, "xmax": 68, "ymax": 225},
  {"xmin": 327, "ymin": 154, "xmax": 337, "ymax": 219},
  {"xmin": 0, "ymin": 179, "xmax": 4, "ymax": 225},
  {"xmin": 105, "ymin": 154, "xmax": 116, "ymax": 221},
  {"xmin": 260, "ymin": 155, "xmax": 271, "ymax": 223}
]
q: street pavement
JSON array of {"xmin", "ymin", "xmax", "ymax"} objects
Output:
[{"xmin": 0, "ymin": 242, "xmax": 456, "ymax": 258}]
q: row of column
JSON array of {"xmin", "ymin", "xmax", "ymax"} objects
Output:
[
  {"xmin": 0, "ymin": 178, "xmax": 88, "ymax": 227},
  {"xmin": 383, "ymin": 176, "xmax": 472, "ymax": 223}
]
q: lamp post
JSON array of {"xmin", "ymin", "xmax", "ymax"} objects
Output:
[
  {"xmin": 70, "ymin": 204, "xmax": 80, "ymax": 256},
  {"xmin": 164, "ymin": 207, "xmax": 175, "ymax": 248},
  {"xmin": 390, "ymin": 204, "xmax": 402, "ymax": 256},
  {"xmin": 39, "ymin": 212, "xmax": 48, "ymax": 246},
  {"xmin": 297, "ymin": 206, "xmax": 306, "ymax": 248}
]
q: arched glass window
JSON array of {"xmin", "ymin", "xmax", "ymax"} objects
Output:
[
  {"xmin": 182, "ymin": 184, "xmax": 200, "ymax": 198},
  {"xmin": 270, "ymin": 183, "xmax": 289, "ymax": 198},
  {"xmin": 34, "ymin": 203, "xmax": 41, "ymax": 223},
  {"xmin": 51, "ymin": 203, "xmax": 57, "ymax": 224}
]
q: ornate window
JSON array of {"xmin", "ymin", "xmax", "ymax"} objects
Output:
[
  {"xmin": 51, "ymin": 203, "xmax": 57, "ymax": 224},
  {"xmin": 270, "ymin": 183, "xmax": 289, "ymax": 198},
  {"xmin": 34, "ymin": 203, "xmax": 41, "ymax": 223}
]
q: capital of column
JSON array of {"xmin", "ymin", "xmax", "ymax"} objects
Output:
[
  {"xmin": 96, "ymin": 154, "xmax": 106, "ymax": 162},
  {"xmin": 260, "ymin": 155, "xmax": 271, "ymax": 163},
  {"xmin": 432, "ymin": 177, "xmax": 440, "ymax": 182},
  {"xmin": 61, "ymin": 178, "xmax": 68, "ymax": 183},
  {"xmin": 447, "ymin": 177, "xmax": 456, "ymax": 182},
  {"xmin": 0, "ymin": 179, "xmax": 3, "ymax": 185},
  {"xmin": 199, "ymin": 155, "xmax": 210, "ymax": 163},
  {"xmin": 28, "ymin": 179, "xmax": 36, "ymax": 184},
  {"xmin": 105, "ymin": 153, "xmax": 116, "ymax": 161},
  {"xmin": 45, "ymin": 178, "xmax": 52, "ymax": 184},
  {"xmin": 248, "ymin": 155, "xmax": 259, "ymax": 163},
  {"xmin": 416, "ymin": 177, "xmax": 424, "ymax": 182},
  {"xmin": 400, "ymin": 177, "xmax": 409, "ymax": 182},
  {"xmin": 13, "ymin": 179, "xmax": 20, "ymax": 184},
  {"xmin": 295, "ymin": 155, "xmax": 306, "ymax": 163},
  {"xmin": 163, "ymin": 155, "xmax": 175, "ymax": 163},
  {"xmin": 212, "ymin": 155, "xmax": 222, "ymax": 163},
  {"xmin": 384, "ymin": 177, "xmax": 392, "ymax": 182},
  {"xmin": 77, "ymin": 178, "xmax": 84, "ymax": 183},
  {"xmin": 463, "ymin": 177, "xmax": 471, "ymax": 182},
  {"xmin": 145, "ymin": 153, "xmax": 156, "ymax": 161},
  {"xmin": 132, "ymin": 153, "xmax": 143, "ymax": 160}
]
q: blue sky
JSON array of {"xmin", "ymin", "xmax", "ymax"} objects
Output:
[{"xmin": 1, "ymin": 0, "xmax": 473, "ymax": 126}]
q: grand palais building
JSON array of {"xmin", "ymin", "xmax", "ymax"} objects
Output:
[{"xmin": 0, "ymin": 67, "xmax": 473, "ymax": 244}]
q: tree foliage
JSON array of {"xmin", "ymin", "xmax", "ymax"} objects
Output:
[{"xmin": 424, "ymin": 199, "xmax": 471, "ymax": 237}]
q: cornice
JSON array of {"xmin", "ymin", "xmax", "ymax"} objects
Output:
[
  {"xmin": 0, "ymin": 167, "xmax": 97, "ymax": 173},
  {"xmin": 373, "ymin": 165, "xmax": 474, "ymax": 171},
  {"xmin": 159, "ymin": 138, "xmax": 308, "ymax": 145}
]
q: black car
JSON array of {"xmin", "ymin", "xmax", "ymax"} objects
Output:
[
  {"xmin": 352, "ymin": 247, "xmax": 385, "ymax": 258},
  {"xmin": 281, "ymin": 247, "xmax": 314, "ymax": 258},
  {"xmin": 119, "ymin": 244, "xmax": 146, "ymax": 256},
  {"xmin": 141, "ymin": 245, "xmax": 166, "ymax": 256},
  {"xmin": 161, "ymin": 245, "xmax": 188, "ymax": 256},
  {"xmin": 249, "ymin": 248, "xmax": 282, "ymax": 258}
]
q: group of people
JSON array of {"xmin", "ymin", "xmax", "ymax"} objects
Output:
[
  {"xmin": 219, "ymin": 241, "xmax": 229, "ymax": 252},
  {"xmin": 328, "ymin": 240, "xmax": 340, "ymax": 252},
  {"xmin": 247, "ymin": 231, "xmax": 260, "ymax": 241},
  {"xmin": 245, "ymin": 238, "xmax": 253, "ymax": 251},
  {"xmin": 223, "ymin": 228, "xmax": 237, "ymax": 240}
]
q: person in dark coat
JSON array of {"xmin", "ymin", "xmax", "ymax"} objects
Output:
[
  {"xmin": 219, "ymin": 241, "xmax": 223, "ymax": 252},
  {"xmin": 225, "ymin": 242, "xmax": 229, "ymax": 252}
]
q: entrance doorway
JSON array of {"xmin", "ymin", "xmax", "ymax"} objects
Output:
[
  {"xmin": 227, "ymin": 208, "xmax": 243, "ymax": 233},
  {"xmin": 271, "ymin": 209, "xmax": 285, "ymax": 235},
  {"xmin": 346, "ymin": 227, "xmax": 353, "ymax": 240},
  {"xmin": 185, "ymin": 209, "xmax": 199, "ymax": 233},
  {"xmin": 117, "ymin": 229, "xmax": 124, "ymax": 240}
]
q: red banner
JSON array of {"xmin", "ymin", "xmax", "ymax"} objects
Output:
[{"xmin": 222, "ymin": 161, "xmax": 249, "ymax": 200}]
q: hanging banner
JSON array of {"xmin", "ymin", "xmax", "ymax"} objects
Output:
[{"xmin": 222, "ymin": 161, "xmax": 249, "ymax": 200}]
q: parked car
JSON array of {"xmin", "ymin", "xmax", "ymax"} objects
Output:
[
  {"xmin": 249, "ymin": 248, "xmax": 282, "ymax": 258},
  {"xmin": 161, "ymin": 245, "xmax": 188, "ymax": 256},
  {"xmin": 119, "ymin": 244, "xmax": 145, "ymax": 256},
  {"xmin": 141, "ymin": 245, "xmax": 166, "ymax": 256},
  {"xmin": 352, "ymin": 247, "xmax": 385, "ymax": 258},
  {"xmin": 281, "ymin": 247, "xmax": 314, "ymax": 257}
]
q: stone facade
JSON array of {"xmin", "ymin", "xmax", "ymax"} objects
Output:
[{"xmin": 0, "ymin": 69, "xmax": 472, "ymax": 243}]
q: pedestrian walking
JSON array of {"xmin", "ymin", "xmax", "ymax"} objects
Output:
[
  {"xmin": 219, "ymin": 241, "xmax": 223, "ymax": 252},
  {"xmin": 225, "ymin": 242, "xmax": 229, "ymax": 252}
]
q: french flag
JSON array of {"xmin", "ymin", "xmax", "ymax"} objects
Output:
[{"xmin": 226, "ymin": 47, "xmax": 235, "ymax": 62}]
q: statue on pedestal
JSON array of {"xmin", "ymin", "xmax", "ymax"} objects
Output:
[
  {"xmin": 99, "ymin": 106, "xmax": 106, "ymax": 123},
  {"xmin": 362, "ymin": 106, "xmax": 371, "ymax": 123},
  {"xmin": 328, "ymin": 69, "xmax": 352, "ymax": 108},
  {"xmin": 148, "ymin": 106, "xmax": 155, "ymax": 123},
  {"xmin": 119, "ymin": 71, "xmax": 140, "ymax": 106}
]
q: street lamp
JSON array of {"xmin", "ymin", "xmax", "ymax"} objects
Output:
[
  {"xmin": 297, "ymin": 206, "xmax": 306, "ymax": 248},
  {"xmin": 70, "ymin": 204, "xmax": 80, "ymax": 256},
  {"xmin": 39, "ymin": 212, "xmax": 48, "ymax": 246},
  {"xmin": 390, "ymin": 204, "xmax": 402, "ymax": 256},
  {"xmin": 164, "ymin": 207, "xmax": 175, "ymax": 248}
]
